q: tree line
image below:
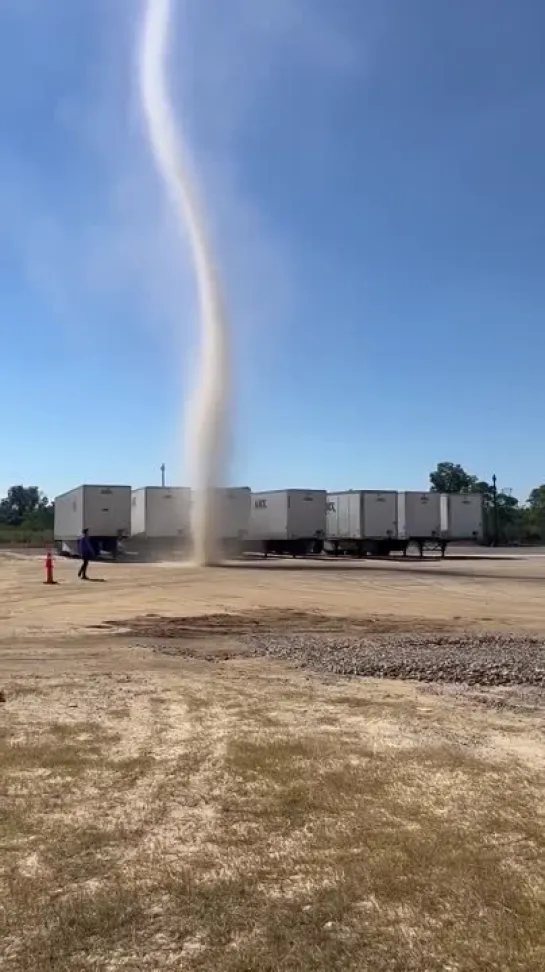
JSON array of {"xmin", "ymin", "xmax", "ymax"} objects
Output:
[
  {"xmin": 1, "ymin": 469, "xmax": 545, "ymax": 544},
  {"xmin": 0, "ymin": 485, "xmax": 54, "ymax": 532}
]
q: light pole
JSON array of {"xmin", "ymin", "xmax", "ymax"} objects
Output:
[
  {"xmin": 160, "ymin": 463, "xmax": 166, "ymax": 488},
  {"xmin": 492, "ymin": 473, "xmax": 499, "ymax": 546}
]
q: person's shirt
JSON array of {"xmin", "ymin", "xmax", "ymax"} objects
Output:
[{"xmin": 79, "ymin": 535, "xmax": 93, "ymax": 558}]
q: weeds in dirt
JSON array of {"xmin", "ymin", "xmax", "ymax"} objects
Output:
[{"xmin": 1, "ymin": 673, "xmax": 544, "ymax": 971}]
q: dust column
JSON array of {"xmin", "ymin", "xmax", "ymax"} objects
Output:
[{"xmin": 139, "ymin": 0, "xmax": 230, "ymax": 565}]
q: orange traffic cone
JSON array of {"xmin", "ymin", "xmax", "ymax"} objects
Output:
[{"xmin": 44, "ymin": 548, "xmax": 56, "ymax": 585}]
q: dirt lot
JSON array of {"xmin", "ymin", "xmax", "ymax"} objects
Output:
[{"xmin": 1, "ymin": 552, "xmax": 545, "ymax": 970}]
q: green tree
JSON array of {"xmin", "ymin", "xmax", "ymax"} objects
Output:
[
  {"xmin": 429, "ymin": 462, "xmax": 479, "ymax": 493},
  {"xmin": 524, "ymin": 484, "xmax": 545, "ymax": 541},
  {"xmin": 527, "ymin": 485, "xmax": 545, "ymax": 511},
  {"xmin": 0, "ymin": 485, "xmax": 52, "ymax": 526}
]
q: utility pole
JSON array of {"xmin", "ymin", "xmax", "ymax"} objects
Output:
[
  {"xmin": 492, "ymin": 473, "xmax": 498, "ymax": 547},
  {"xmin": 160, "ymin": 463, "xmax": 166, "ymax": 488}
]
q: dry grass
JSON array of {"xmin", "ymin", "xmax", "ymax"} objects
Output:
[{"xmin": 1, "ymin": 664, "xmax": 545, "ymax": 971}]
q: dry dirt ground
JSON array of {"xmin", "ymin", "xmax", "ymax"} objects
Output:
[{"xmin": 1, "ymin": 552, "xmax": 545, "ymax": 970}]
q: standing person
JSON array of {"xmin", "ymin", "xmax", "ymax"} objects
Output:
[{"xmin": 78, "ymin": 528, "xmax": 94, "ymax": 580}]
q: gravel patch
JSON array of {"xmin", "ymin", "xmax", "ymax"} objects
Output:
[{"xmin": 242, "ymin": 632, "xmax": 545, "ymax": 687}]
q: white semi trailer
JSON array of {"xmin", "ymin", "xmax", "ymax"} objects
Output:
[
  {"xmin": 326, "ymin": 490, "xmax": 398, "ymax": 556},
  {"xmin": 440, "ymin": 493, "xmax": 484, "ymax": 542},
  {"xmin": 129, "ymin": 485, "xmax": 250, "ymax": 557},
  {"xmin": 250, "ymin": 489, "xmax": 327, "ymax": 557},
  {"xmin": 54, "ymin": 485, "xmax": 131, "ymax": 558},
  {"xmin": 397, "ymin": 491, "xmax": 446, "ymax": 556},
  {"xmin": 213, "ymin": 487, "xmax": 251, "ymax": 554},
  {"xmin": 131, "ymin": 487, "xmax": 192, "ymax": 554}
]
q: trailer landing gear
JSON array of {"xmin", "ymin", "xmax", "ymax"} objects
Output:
[{"xmin": 403, "ymin": 539, "xmax": 448, "ymax": 558}]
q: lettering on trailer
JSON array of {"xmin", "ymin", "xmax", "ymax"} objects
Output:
[
  {"xmin": 100, "ymin": 488, "xmax": 113, "ymax": 495},
  {"xmin": 254, "ymin": 499, "xmax": 267, "ymax": 509},
  {"xmin": 326, "ymin": 501, "xmax": 336, "ymax": 512}
]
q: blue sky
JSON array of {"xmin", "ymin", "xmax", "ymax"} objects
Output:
[{"xmin": 1, "ymin": 0, "xmax": 544, "ymax": 503}]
